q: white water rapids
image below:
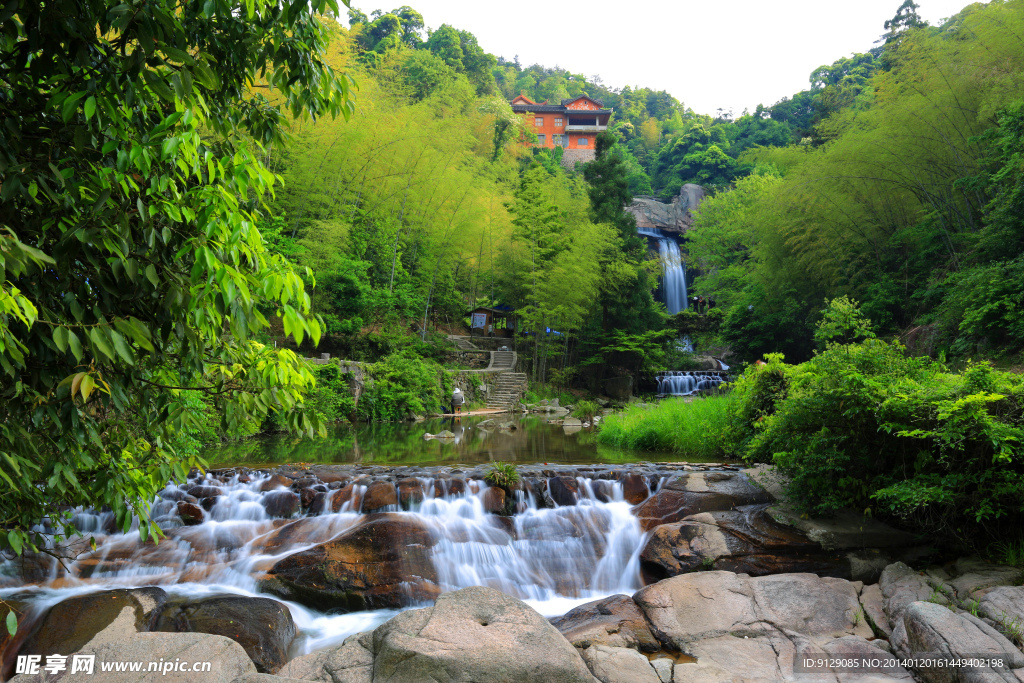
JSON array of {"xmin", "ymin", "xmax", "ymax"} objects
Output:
[{"xmin": 1, "ymin": 472, "xmax": 649, "ymax": 656}]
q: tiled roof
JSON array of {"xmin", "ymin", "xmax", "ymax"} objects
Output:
[
  {"xmin": 561, "ymin": 96, "xmax": 605, "ymax": 106},
  {"xmin": 511, "ymin": 104, "xmax": 566, "ymax": 112},
  {"xmin": 511, "ymin": 104, "xmax": 614, "ymax": 115}
]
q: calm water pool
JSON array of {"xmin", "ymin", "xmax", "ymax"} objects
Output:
[{"xmin": 204, "ymin": 415, "xmax": 716, "ymax": 467}]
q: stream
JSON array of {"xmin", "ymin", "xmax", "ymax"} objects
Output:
[{"xmin": 0, "ymin": 416, "xmax": 715, "ymax": 661}]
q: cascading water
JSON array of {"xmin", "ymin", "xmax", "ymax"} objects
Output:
[
  {"xmin": 638, "ymin": 227, "xmax": 687, "ymax": 314},
  {"xmin": 656, "ymin": 370, "xmax": 726, "ymax": 396},
  {"xmin": 0, "ymin": 470, "xmax": 647, "ymax": 656}
]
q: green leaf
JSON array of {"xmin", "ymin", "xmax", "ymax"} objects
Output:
[
  {"xmin": 109, "ymin": 330, "xmax": 135, "ymax": 365},
  {"xmin": 84, "ymin": 96, "xmax": 96, "ymax": 121},
  {"xmin": 80, "ymin": 374, "xmax": 96, "ymax": 402},
  {"xmin": 88, "ymin": 328, "xmax": 115, "ymax": 361},
  {"xmin": 7, "ymin": 530, "xmax": 22, "ymax": 555},
  {"xmin": 193, "ymin": 61, "xmax": 221, "ymax": 90},
  {"xmin": 145, "ymin": 264, "xmax": 159, "ymax": 287},
  {"xmin": 52, "ymin": 326, "xmax": 69, "ymax": 352},
  {"xmin": 5, "ymin": 610, "xmax": 15, "ymax": 637},
  {"xmin": 142, "ymin": 70, "xmax": 176, "ymax": 103},
  {"xmin": 67, "ymin": 330, "xmax": 83, "ymax": 361}
]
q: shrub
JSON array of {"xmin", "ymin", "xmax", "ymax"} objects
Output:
[
  {"xmin": 740, "ymin": 339, "xmax": 1024, "ymax": 546},
  {"xmin": 574, "ymin": 400, "xmax": 600, "ymax": 421},
  {"xmin": 485, "ymin": 462, "xmax": 520, "ymax": 488},
  {"xmin": 358, "ymin": 351, "xmax": 448, "ymax": 422}
]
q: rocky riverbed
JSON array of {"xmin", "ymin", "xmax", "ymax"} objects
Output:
[{"xmin": 3, "ymin": 463, "xmax": 1023, "ymax": 682}]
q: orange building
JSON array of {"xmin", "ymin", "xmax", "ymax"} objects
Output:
[{"xmin": 510, "ymin": 94, "xmax": 613, "ymax": 165}]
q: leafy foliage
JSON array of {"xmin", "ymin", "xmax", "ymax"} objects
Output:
[
  {"xmin": 0, "ymin": 0, "xmax": 351, "ymax": 554},
  {"xmin": 484, "ymin": 462, "xmax": 520, "ymax": 488}
]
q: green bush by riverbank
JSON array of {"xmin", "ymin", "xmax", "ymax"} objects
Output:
[{"xmin": 597, "ymin": 395, "xmax": 734, "ymax": 460}]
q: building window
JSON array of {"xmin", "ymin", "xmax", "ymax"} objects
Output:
[
  {"xmin": 554, "ymin": 135, "xmax": 566, "ymax": 146},
  {"xmin": 554, "ymin": 117, "xmax": 563, "ymax": 127},
  {"xmin": 535, "ymin": 117, "xmax": 544, "ymax": 126},
  {"xmin": 578, "ymin": 137, "xmax": 588, "ymax": 146},
  {"xmin": 536, "ymin": 134, "xmax": 546, "ymax": 146}
]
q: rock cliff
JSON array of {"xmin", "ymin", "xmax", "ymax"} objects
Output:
[{"xmin": 627, "ymin": 184, "xmax": 705, "ymax": 234}]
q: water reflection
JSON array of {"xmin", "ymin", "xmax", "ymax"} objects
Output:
[{"xmin": 205, "ymin": 415, "xmax": 699, "ymax": 468}]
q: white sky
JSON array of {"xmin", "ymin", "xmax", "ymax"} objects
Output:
[{"xmin": 359, "ymin": 0, "xmax": 975, "ymax": 116}]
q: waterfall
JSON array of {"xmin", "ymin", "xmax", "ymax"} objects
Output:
[
  {"xmin": 1, "ymin": 471, "xmax": 647, "ymax": 654},
  {"xmin": 656, "ymin": 370, "xmax": 726, "ymax": 396},
  {"xmin": 638, "ymin": 227, "xmax": 687, "ymax": 314}
]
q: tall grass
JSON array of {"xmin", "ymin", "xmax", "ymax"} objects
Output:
[{"xmin": 597, "ymin": 395, "xmax": 735, "ymax": 460}]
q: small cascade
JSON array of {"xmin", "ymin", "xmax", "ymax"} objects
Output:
[
  {"xmin": 0, "ymin": 469, "xmax": 647, "ymax": 654},
  {"xmin": 638, "ymin": 227, "xmax": 687, "ymax": 314},
  {"xmin": 656, "ymin": 370, "xmax": 727, "ymax": 396}
]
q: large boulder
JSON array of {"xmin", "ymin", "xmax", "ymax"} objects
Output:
[
  {"xmin": 370, "ymin": 586, "xmax": 598, "ymax": 683},
  {"xmin": 262, "ymin": 490, "xmax": 299, "ymax": 518},
  {"xmin": 154, "ymin": 595, "xmax": 296, "ymax": 673},
  {"xmin": 277, "ymin": 631, "xmax": 373, "ymax": 683},
  {"xmin": 978, "ymin": 586, "xmax": 1024, "ymax": 631},
  {"xmin": 633, "ymin": 571, "xmax": 871, "ymax": 651},
  {"xmin": 579, "ymin": 645, "xmax": 661, "ymax": 683},
  {"xmin": 548, "ymin": 476, "xmax": 580, "ymax": 506},
  {"xmin": 550, "ymin": 594, "xmax": 660, "ymax": 652},
  {"xmin": 361, "ymin": 481, "xmax": 398, "ymax": 512},
  {"xmin": 626, "ymin": 183, "xmax": 704, "ymax": 234},
  {"xmin": 890, "ymin": 600, "xmax": 1024, "ymax": 682},
  {"xmin": 639, "ymin": 506, "xmax": 849, "ymax": 582},
  {"xmin": 631, "ymin": 472, "xmax": 771, "ymax": 531},
  {"xmin": 880, "ymin": 562, "xmax": 939, "ymax": 629},
  {"xmin": 16, "ymin": 587, "xmax": 167, "ymax": 661},
  {"xmin": 259, "ymin": 514, "xmax": 439, "ymax": 611},
  {"xmin": 9, "ymin": 631, "xmax": 256, "ymax": 683},
  {"xmin": 944, "ymin": 557, "xmax": 1022, "ymax": 601}
]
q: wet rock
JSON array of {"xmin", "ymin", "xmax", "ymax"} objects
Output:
[
  {"xmin": 199, "ymin": 495, "xmax": 220, "ymax": 511},
  {"xmin": 371, "ymin": 586, "xmax": 596, "ymax": 683},
  {"xmin": 186, "ymin": 485, "xmax": 224, "ymax": 499},
  {"xmin": 331, "ymin": 483, "xmax": 362, "ymax": 512},
  {"xmin": 259, "ymin": 474, "xmax": 294, "ymax": 492},
  {"xmin": 361, "ymin": 481, "xmax": 398, "ymax": 512},
  {"xmin": 396, "ymin": 478, "xmax": 424, "ymax": 509},
  {"xmin": 580, "ymin": 644, "xmax": 661, "ymax": 683},
  {"xmin": 177, "ymin": 501, "xmax": 204, "ymax": 525},
  {"xmin": 631, "ymin": 472, "xmax": 771, "ymax": 531},
  {"xmin": 159, "ymin": 487, "xmax": 188, "ymax": 502},
  {"xmin": 277, "ymin": 631, "xmax": 373, "ymax": 683},
  {"xmin": 262, "ymin": 490, "xmax": 299, "ymax": 518},
  {"xmin": 292, "ymin": 477, "xmax": 319, "ymax": 489},
  {"xmin": 482, "ymin": 487, "xmax": 506, "ymax": 514},
  {"xmin": 298, "ymin": 487, "xmax": 318, "ymax": 510},
  {"xmin": 619, "ymin": 473, "xmax": 649, "ymax": 505},
  {"xmin": 550, "ymin": 594, "xmax": 659, "ymax": 652},
  {"xmin": 548, "ymin": 476, "xmax": 580, "ymax": 506},
  {"xmin": 639, "ymin": 506, "xmax": 848, "ymax": 583},
  {"xmin": 154, "ymin": 595, "xmax": 296, "ymax": 674},
  {"xmin": 766, "ymin": 504, "xmax": 919, "ymax": 553},
  {"xmin": 16, "ymin": 587, "xmax": 167, "ymax": 662},
  {"xmin": 890, "ymin": 600, "xmax": 1024, "ymax": 682},
  {"xmin": 260, "ymin": 514, "xmax": 439, "ymax": 612}
]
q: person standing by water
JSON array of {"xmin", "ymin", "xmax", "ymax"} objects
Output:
[{"xmin": 451, "ymin": 387, "xmax": 465, "ymax": 415}]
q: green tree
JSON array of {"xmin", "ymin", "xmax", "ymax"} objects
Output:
[{"xmin": 0, "ymin": 0, "xmax": 353, "ymax": 555}]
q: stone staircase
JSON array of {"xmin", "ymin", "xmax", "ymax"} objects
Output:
[
  {"xmin": 488, "ymin": 349, "xmax": 515, "ymax": 371},
  {"xmin": 486, "ymin": 372, "xmax": 529, "ymax": 411},
  {"xmin": 449, "ymin": 335, "xmax": 479, "ymax": 351}
]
